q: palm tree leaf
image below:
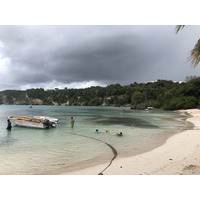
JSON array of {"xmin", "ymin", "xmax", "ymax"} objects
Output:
[
  {"xmin": 187, "ymin": 39, "xmax": 200, "ymax": 67},
  {"xmin": 175, "ymin": 25, "xmax": 185, "ymax": 34}
]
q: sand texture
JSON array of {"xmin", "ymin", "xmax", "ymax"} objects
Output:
[{"xmin": 61, "ymin": 109, "xmax": 200, "ymax": 175}]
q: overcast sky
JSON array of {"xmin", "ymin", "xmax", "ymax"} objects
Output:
[{"xmin": 0, "ymin": 25, "xmax": 200, "ymax": 91}]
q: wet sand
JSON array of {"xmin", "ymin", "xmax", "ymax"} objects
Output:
[{"xmin": 61, "ymin": 109, "xmax": 200, "ymax": 175}]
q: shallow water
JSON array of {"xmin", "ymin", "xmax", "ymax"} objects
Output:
[{"xmin": 0, "ymin": 105, "xmax": 190, "ymax": 174}]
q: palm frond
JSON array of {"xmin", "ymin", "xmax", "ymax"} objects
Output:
[
  {"xmin": 187, "ymin": 39, "xmax": 200, "ymax": 68},
  {"xmin": 175, "ymin": 25, "xmax": 185, "ymax": 34}
]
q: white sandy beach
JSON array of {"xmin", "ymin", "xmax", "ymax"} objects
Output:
[{"xmin": 61, "ymin": 109, "xmax": 200, "ymax": 175}]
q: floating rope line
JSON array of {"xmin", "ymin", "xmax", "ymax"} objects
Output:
[{"xmin": 73, "ymin": 133, "xmax": 118, "ymax": 175}]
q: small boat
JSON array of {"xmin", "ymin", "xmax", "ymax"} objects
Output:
[
  {"xmin": 34, "ymin": 116, "xmax": 59, "ymax": 124},
  {"xmin": 29, "ymin": 105, "xmax": 32, "ymax": 108},
  {"xmin": 8, "ymin": 116, "xmax": 56, "ymax": 129}
]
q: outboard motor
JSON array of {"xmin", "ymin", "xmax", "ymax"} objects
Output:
[{"xmin": 44, "ymin": 119, "xmax": 50, "ymax": 129}]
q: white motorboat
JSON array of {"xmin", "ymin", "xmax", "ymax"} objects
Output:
[
  {"xmin": 34, "ymin": 116, "xmax": 59, "ymax": 124},
  {"xmin": 8, "ymin": 116, "xmax": 56, "ymax": 129}
]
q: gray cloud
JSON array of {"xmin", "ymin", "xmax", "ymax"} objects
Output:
[{"xmin": 0, "ymin": 25, "xmax": 200, "ymax": 91}]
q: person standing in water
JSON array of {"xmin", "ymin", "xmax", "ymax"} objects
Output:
[
  {"xmin": 71, "ymin": 117, "xmax": 75, "ymax": 128},
  {"xmin": 7, "ymin": 119, "xmax": 12, "ymax": 130}
]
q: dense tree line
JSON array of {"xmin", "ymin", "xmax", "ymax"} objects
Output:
[{"xmin": 1, "ymin": 77, "xmax": 200, "ymax": 110}]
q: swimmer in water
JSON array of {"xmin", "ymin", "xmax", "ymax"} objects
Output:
[{"xmin": 117, "ymin": 132, "xmax": 123, "ymax": 136}]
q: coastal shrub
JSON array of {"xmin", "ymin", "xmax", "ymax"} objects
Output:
[
  {"xmin": 182, "ymin": 96, "xmax": 198, "ymax": 109},
  {"xmin": 162, "ymin": 96, "xmax": 198, "ymax": 110},
  {"xmin": 131, "ymin": 91, "xmax": 145, "ymax": 105},
  {"xmin": 88, "ymin": 98, "xmax": 101, "ymax": 106},
  {"xmin": 148, "ymin": 100, "xmax": 161, "ymax": 108}
]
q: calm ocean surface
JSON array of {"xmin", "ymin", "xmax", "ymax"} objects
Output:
[{"xmin": 0, "ymin": 105, "xmax": 190, "ymax": 174}]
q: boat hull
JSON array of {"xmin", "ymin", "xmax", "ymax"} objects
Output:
[{"xmin": 8, "ymin": 116, "xmax": 49, "ymax": 129}]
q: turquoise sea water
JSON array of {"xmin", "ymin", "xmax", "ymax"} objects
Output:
[{"xmin": 0, "ymin": 105, "xmax": 190, "ymax": 174}]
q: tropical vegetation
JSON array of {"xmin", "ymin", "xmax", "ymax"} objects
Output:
[
  {"xmin": 1, "ymin": 77, "xmax": 200, "ymax": 110},
  {"xmin": 176, "ymin": 25, "xmax": 200, "ymax": 67}
]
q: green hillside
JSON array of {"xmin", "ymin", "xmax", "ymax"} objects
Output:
[{"xmin": 1, "ymin": 77, "xmax": 200, "ymax": 110}]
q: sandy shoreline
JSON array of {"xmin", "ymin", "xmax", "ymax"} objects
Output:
[{"xmin": 61, "ymin": 109, "xmax": 200, "ymax": 175}]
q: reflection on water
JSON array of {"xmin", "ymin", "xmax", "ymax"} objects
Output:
[{"xmin": 0, "ymin": 131, "xmax": 17, "ymax": 147}]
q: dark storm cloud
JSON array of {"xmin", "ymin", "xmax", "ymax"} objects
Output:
[{"xmin": 0, "ymin": 25, "xmax": 200, "ymax": 90}]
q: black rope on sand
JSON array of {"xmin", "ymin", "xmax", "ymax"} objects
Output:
[
  {"xmin": 73, "ymin": 133, "xmax": 118, "ymax": 175},
  {"xmin": 98, "ymin": 142, "xmax": 118, "ymax": 175}
]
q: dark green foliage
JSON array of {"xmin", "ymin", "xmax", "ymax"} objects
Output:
[
  {"xmin": 1, "ymin": 77, "xmax": 200, "ymax": 110},
  {"xmin": 148, "ymin": 100, "xmax": 161, "ymax": 108},
  {"xmin": 162, "ymin": 96, "xmax": 198, "ymax": 110},
  {"xmin": 26, "ymin": 88, "xmax": 45, "ymax": 99},
  {"xmin": 131, "ymin": 91, "xmax": 145, "ymax": 105}
]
